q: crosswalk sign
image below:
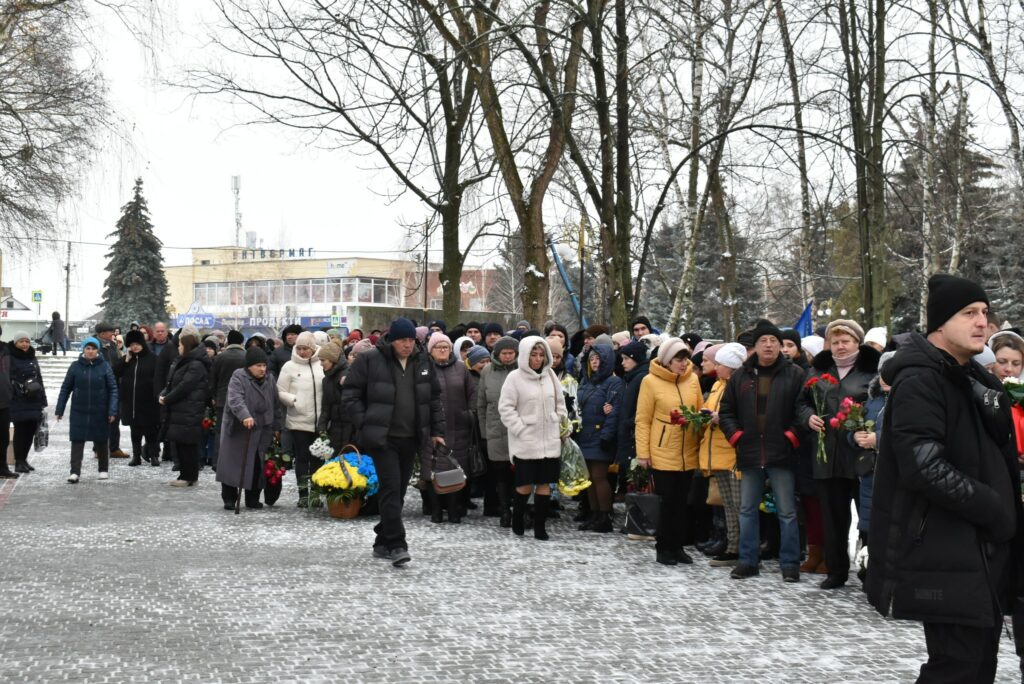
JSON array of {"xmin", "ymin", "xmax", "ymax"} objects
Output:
[{"xmin": 31, "ymin": 291, "xmax": 42, "ymax": 303}]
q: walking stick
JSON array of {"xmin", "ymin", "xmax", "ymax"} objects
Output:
[{"xmin": 236, "ymin": 427, "xmax": 253, "ymax": 515}]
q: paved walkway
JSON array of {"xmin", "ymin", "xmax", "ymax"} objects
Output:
[{"xmin": 0, "ymin": 420, "xmax": 1019, "ymax": 682}]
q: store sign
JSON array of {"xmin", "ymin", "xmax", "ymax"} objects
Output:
[
  {"xmin": 234, "ymin": 247, "xmax": 315, "ymax": 261},
  {"xmin": 246, "ymin": 315, "xmax": 332, "ymax": 329},
  {"xmin": 327, "ymin": 260, "xmax": 354, "ymax": 277},
  {"xmin": 175, "ymin": 301, "xmax": 215, "ymax": 328}
]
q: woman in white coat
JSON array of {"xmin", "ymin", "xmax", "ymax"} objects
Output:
[
  {"xmin": 498, "ymin": 336, "xmax": 567, "ymax": 540},
  {"xmin": 276, "ymin": 331, "xmax": 325, "ymax": 506}
]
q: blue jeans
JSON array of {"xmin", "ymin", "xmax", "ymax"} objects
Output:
[{"xmin": 738, "ymin": 467, "xmax": 800, "ymax": 568}]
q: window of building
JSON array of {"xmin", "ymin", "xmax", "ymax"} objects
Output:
[{"xmin": 194, "ymin": 276, "xmax": 400, "ymax": 307}]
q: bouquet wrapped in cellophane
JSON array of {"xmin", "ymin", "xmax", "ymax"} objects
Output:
[{"xmin": 558, "ymin": 438, "xmax": 591, "ymax": 497}]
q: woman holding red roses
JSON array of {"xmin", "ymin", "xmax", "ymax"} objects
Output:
[{"xmin": 797, "ymin": 319, "xmax": 880, "ymax": 590}]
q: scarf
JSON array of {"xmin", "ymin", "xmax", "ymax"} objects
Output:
[{"xmin": 835, "ymin": 350, "xmax": 859, "ymax": 379}]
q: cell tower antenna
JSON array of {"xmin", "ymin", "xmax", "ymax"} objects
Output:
[{"xmin": 231, "ymin": 175, "xmax": 242, "ymax": 246}]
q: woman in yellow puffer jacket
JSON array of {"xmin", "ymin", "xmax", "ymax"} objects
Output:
[
  {"xmin": 635, "ymin": 337, "xmax": 703, "ymax": 566},
  {"xmin": 698, "ymin": 343, "xmax": 749, "ymax": 567}
]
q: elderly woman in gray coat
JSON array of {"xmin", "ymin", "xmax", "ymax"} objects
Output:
[{"xmin": 216, "ymin": 346, "xmax": 281, "ymax": 510}]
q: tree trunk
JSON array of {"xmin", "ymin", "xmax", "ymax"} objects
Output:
[
  {"xmin": 614, "ymin": 0, "xmax": 633, "ymax": 327},
  {"xmin": 439, "ymin": 203, "xmax": 464, "ymax": 323},
  {"xmin": 919, "ymin": 0, "xmax": 940, "ymax": 328}
]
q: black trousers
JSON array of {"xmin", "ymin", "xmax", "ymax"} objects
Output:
[
  {"xmin": 175, "ymin": 442, "xmax": 199, "ymax": 482},
  {"xmin": 291, "ymin": 430, "xmax": 323, "ymax": 498},
  {"xmin": 818, "ymin": 477, "xmax": 859, "ymax": 579},
  {"xmin": 130, "ymin": 424, "xmax": 159, "ymax": 461},
  {"xmin": 12, "ymin": 419, "xmax": 38, "ymax": 464},
  {"xmin": 0, "ymin": 407, "xmax": 9, "ymax": 472},
  {"xmin": 108, "ymin": 417, "xmax": 121, "ymax": 452},
  {"xmin": 919, "ymin": 621, "xmax": 1002, "ymax": 683},
  {"xmin": 652, "ymin": 469, "xmax": 693, "ymax": 553},
  {"xmin": 373, "ymin": 437, "xmax": 418, "ymax": 551}
]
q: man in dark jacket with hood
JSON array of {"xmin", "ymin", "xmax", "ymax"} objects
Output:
[
  {"xmin": 617, "ymin": 340, "xmax": 650, "ymax": 480},
  {"xmin": 719, "ymin": 320, "xmax": 807, "ymax": 583},
  {"xmin": 342, "ymin": 317, "xmax": 445, "ymax": 567},
  {"xmin": 867, "ymin": 275, "xmax": 1023, "ymax": 682},
  {"xmin": 269, "ymin": 324, "xmax": 303, "ymax": 379}
]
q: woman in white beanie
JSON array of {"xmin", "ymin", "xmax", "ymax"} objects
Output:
[
  {"xmin": 277, "ymin": 330, "xmax": 325, "ymax": 506},
  {"xmin": 635, "ymin": 337, "xmax": 703, "ymax": 566},
  {"xmin": 698, "ymin": 342, "xmax": 747, "ymax": 567}
]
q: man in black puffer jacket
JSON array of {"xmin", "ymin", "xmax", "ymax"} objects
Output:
[
  {"xmin": 719, "ymin": 321, "xmax": 808, "ymax": 583},
  {"xmin": 342, "ymin": 318, "xmax": 445, "ymax": 567},
  {"xmin": 868, "ymin": 274, "xmax": 1023, "ymax": 682}
]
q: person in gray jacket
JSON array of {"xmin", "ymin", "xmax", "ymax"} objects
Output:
[
  {"xmin": 43, "ymin": 312, "xmax": 67, "ymax": 356},
  {"xmin": 216, "ymin": 345, "xmax": 281, "ymax": 510},
  {"xmin": 477, "ymin": 336, "xmax": 519, "ymax": 528}
]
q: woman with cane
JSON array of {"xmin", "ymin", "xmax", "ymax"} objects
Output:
[{"xmin": 216, "ymin": 345, "xmax": 281, "ymax": 511}]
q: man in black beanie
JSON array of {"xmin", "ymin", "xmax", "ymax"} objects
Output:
[
  {"xmin": 867, "ymin": 274, "xmax": 1022, "ymax": 681},
  {"xmin": 482, "ymin": 322, "xmax": 503, "ymax": 350}
]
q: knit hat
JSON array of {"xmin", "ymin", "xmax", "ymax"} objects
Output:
[
  {"xmin": 427, "ymin": 332, "xmax": 451, "ymax": 353},
  {"xmin": 482, "ymin": 322, "xmax": 504, "ymax": 338},
  {"xmin": 825, "ymin": 319, "xmax": 865, "ymax": 344},
  {"xmin": 429, "ymin": 320, "xmax": 447, "ymax": 333},
  {"xmin": 245, "ymin": 345, "xmax": 268, "ymax": 367},
  {"xmin": 619, "ymin": 340, "xmax": 647, "ymax": 365},
  {"xmin": 347, "ymin": 331, "xmax": 363, "ymax": 343},
  {"xmin": 294, "ymin": 331, "xmax": 317, "ymax": 350},
  {"xmin": 94, "ymin": 321, "xmax": 115, "ymax": 334},
  {"xmin": 593, "ymin": 333, "xmax": 614, "ymax": 348},
  {"xmin": 779, "ymin": 329, "xmax": 802, "ymax": 350},
  {"xmin": 611, "ymin": 331, "xmax": 631, "ymax": 347},
  {"xmin": 388, "ymin": 317, "xmax": 417, "ymax": 341},
  {"xmin": 11, "ymin": 330, "xmax": 30, "ymax": 344},
  {"xmin": 227, "ymin": 330, "xmax": 244, "ymax": 346},
  {"xmin": 681, "ymin": 333, "xmax": 703, "ymax": 350},
  {"xmin": 81, "ymin": 336, "xmax": 101, "ymax": 350},
  {"xmin": 312, "ymin": 330, "xmax": 330, "ymax": 348},
  {"xmin": 515, "ymin": 319, "xmax": 530, "ymax": 330},
  {"xmin": 546, "ymin": 338, "xmax": 563, "ymax": 356},
  {"xmin": 878, "ymin": 350, "xmax": 898, "ymax": 374},
  {"xmin": 639, "ymin": 333, "xmax": 663, "ymax": 350},
  {"xmin": 716, "ymin": 342, "xmax": 748, "ymax": 370},
  {"xmin": 466, "ymin": 345, "xmax": 490, "ymax": 366},
  {"xmin": 704, "ymin": 343, "xmax": 724, "ymax": 364},
  {"xmin": 693, "ymin": 340, "xmax": 712, "ymax": 355},
  {"xmin": 352, "ymin": 338, "xmax": 374, "ymax": 355},
  {"xmin": 585, "ymin": 324, "xmax": 609, "ymax": 339},
  {"xmin": 802, "ymin": 335, "xmax": 825, "ymax": 358},
  {"xmin": 179, "ymin": 326, "xmax": 201, "ymax": 347},
  {"xmin": 864, "ymin": 326, "xmax": 887, "ymax": 349},
  {"xmin": 466, "ymin": 321, "xmax": 483, "ymax": 334},
  {"xmin": 415, "ymin": 326, "xmax": 429, "ymax": 344},
  {"xmin": 927, "ymin": 274, "xmax": 990, "ymax": 334},
  {"xmin": 203, "ymin": 338, "xmax": 219, "ymax": 352},
  {"xmin": 974, "ymin": 346, "xmax": 996, "ymax": 367},
  {"xmin": 492, "ymin": 336, "xmax": 519, "ymax": 358},
  {"xmin": 318, "ymin": 340, "xmax": 343, "ymax": 364},
  {"xmin": 125, "ymin": 330, "xmax": 147, "ymax": 348},
  {"xmin": 751, "ymin": 320, "xmax": 783, "ymax": 345},
  {"xmin": 737, "ymin": 329, "xmax": 756, "ymax": 348},
  {"xmin": 631, "ymin": 316, "xmax": 654, "ymax": 333},
  {"xmin": 657, "ymin": 337, "xmax": 690, "ymax": 367}
]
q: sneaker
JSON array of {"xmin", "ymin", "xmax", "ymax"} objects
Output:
[
  {"xmin": 67, "ymin": 474, "xmax": 79, "ymax": 484},
  {"xmin": 730, "ymin": 563, "xmax": 760, "ymax": 579},
  {"xmin": 389, "ymin": 548, "xmax": 411, "ymax": 567},
  {"xmin": 97, "ymin": 472, "xmax": 109, "ymax": 480},
  {"xmin": 709, "ymin": 552, "xmax": 740, "ymax": 567},
  {"xmin": 372, "ymin": 546, "xmax": 389, "ymax": 560},
  {"xmin": 782, "ymin": 566, "xmax": 800, "ymax": 583}
]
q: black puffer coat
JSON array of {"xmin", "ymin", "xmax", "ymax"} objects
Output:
[
  {"xmin": 161, "ymin": 346, "xmax": 212, "ymax": 445},
  {"xmin": 341, "ymin": 340, "xmax": 444, "ymax": 453},
  {"xmin": 0, "ymin": 342, "xmax": 10, "ymax": 410},
  {"xmin": 209, "ymin": 344, "xmax": 246, "ymax": 409},
  {"xmin": 718, "ymin": 353, "xmax": 806, "ymax": 470},
  {"xmin": 867, "ymin": 333, "xmax": 1023, "ymax": 628},
  {"xmin": 798, "ymin": 345, "xmax": 881, "ymax": 480},
  {"xmin": 153, "ymin": 342, "xmax": 179, "ymax": 401},
  {"xmin": 617, "ymin": 359, "xmax": 650, "ymax": 467},
  {"xmin": 9, "ymin": 344, "xmax": 47, "ymax": 422},
  {"xmin": 113, "ymin": 346, "xmax": 160, "ymax": 427},
  {"xmin": 317, "ymin": 360, "xmax": 353, "ymax": 451}
]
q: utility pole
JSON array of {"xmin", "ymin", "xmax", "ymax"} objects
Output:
[
  {"xmin": 232, "ymin": 176, "xmax": 242, "ymax": 246},
  {"xmin": 64, "ymin": 241, "xmax": 71, "ymax": 329},
  {"xmin": 422, "ymin": 224, "xmax": 429, "ymax": 316}
]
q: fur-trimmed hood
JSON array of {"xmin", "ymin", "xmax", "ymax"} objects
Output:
[{"xmin": 811, "ymin": 344, "xmax": 882, "ymax": 375}]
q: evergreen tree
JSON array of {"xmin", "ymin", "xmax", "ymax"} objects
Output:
[{"xmin": 101, "ymin": 178, "xmax": 169, "ymax": 326}]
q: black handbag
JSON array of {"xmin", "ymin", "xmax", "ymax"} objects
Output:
[
  {"xmin": 466, "ymin": 419, "xmax": 486, "ymax": 478},
  {"xmin": 625, "ymin": 491, "xmax": 660, "ymax": 538}
]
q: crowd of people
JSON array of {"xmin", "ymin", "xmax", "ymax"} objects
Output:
[{"xmin": 0, "ymin": 273, "xmax": 1023, "ymax": 678}]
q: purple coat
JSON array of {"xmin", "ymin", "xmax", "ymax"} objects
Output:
[{"xmin": 215, "ymin": 368, "xmax": 281, "ymax": 490}]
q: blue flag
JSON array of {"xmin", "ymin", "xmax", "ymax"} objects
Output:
[{"xmin": 793, "ymin": 301, "xmax": 814, "ymax": 337}]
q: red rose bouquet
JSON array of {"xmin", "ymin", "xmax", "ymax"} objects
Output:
[
  {"xmin": 670, "ymin": 405, "xmax": 712, "ymax": 433},
  {"xmin": 831, "ymin": 396, "xmax": 875, "ymax": 433},
  {"xmin": 806, "ymin": 373, "xmax": 838, "ymax": 462}
]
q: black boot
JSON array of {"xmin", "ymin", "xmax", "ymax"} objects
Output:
[
  {"xmin": 590, "ymin": 512, "xmax": 613, "ymax": 533},
  {"xmin": 511, "ymin": 492, "xmax": 528, "ymax": 536},
  {"xmin": 429, "ymin": 490, "xmax": 444, "ymax": 523},
  {"xmin": 447, "ymin": 494, "xmax": 462, "ymax": 524},
  {"xmin": 128, "ymin": 452, "xmax": 142, "ymax": 467},
  {"xmin": 578, "ymin": 512, "xmax": 598, "ymax": 531},
  {"xmin": 14, "ymin": 461, "xmax": 29, "ymax": 474},
  {"xmin": 150, "ymin": 453, "xmax": 160, "ymax": 467},
  {"xmin": 497, "ymin": 482, "xmax": 512, "ymax": 528},
  {"xmin": 533, "ymin": 494, "xmax": 551, "ymax": 541},
  {"xmin": 0, "ymin": 466, "xmax": 18, "ymax": 479},
  {"xmin": 421, "ymin": 487, "xmax": 431, "ymax": 516}
]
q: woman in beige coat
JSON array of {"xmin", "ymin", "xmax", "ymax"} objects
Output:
[{"xmin": 498, "ymin": 336, "xmax": 567, "ymax": 540}]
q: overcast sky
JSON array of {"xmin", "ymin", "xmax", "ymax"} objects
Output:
[{"xmin": 4, "ymin": 3, "xmax": 433, "ymax": 322}]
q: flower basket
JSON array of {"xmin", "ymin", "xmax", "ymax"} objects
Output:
[{"xmin": 326, "ymin": 497, "xmax": 361, "ymax": 519}]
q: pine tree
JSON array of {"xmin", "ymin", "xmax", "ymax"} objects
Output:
[{"xmin": 101, "ymin": 178, "xmax": 169, "ymax": 326}]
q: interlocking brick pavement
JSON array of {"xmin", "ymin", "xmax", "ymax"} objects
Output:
[{"xmin": 0, "ymin": 410, "xmax": 1019, "ymax": 682}]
